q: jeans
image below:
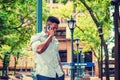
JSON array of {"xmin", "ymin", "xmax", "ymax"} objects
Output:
[{"xmin": 36, "ymin": 74, "xmax": 64, "ymax": 80}]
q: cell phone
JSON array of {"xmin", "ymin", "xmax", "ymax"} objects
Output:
[{"xmin": 46, "ymin": 25, "xmax": 50, "ymax": 31}]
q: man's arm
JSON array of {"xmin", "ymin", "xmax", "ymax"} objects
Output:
[
  {"xmin": 36, "ymin": 35, "xmax": 52, "ymax": 54},
  {"xmin": 36, "ymin": 29, "xmax": 54, "ymax": 54}
]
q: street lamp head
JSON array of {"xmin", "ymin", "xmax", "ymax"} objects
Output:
[{"xmin": 68, "ymin": 17, "xmax": 76, "ymax": 30}]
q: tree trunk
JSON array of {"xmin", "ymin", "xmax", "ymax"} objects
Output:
[
  {"xmin": 14, "ymin": 57, "xmax": 17, "ymax": 75},
  {"xmin": 80, "ymin": 1, "xmax": 110, "ymax": 79},
  {"xmin": 2, "ymin": 54, "xmax": 7, "ymax": 76},
  {"xmin": 98, "ymin": 59, "xmax": 101, "ymax": 78},
  {"xmin": 2, "ymin": 66, "xmax": 5, "ymax": 76}
]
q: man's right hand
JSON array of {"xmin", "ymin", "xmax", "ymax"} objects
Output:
[
  {"xmin": 36, "ymin": 28, "xmax": 54, "ymax": 54},
  {"xmin": 47, "ymin": 28, "xmax": 55, "ymax": 37}
]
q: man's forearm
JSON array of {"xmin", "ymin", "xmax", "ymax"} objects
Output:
[{"xmin": 36, "ymin": 35, "xmax": 52, "ymax": 54}]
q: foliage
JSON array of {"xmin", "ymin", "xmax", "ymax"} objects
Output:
[
  {"xmin": 50, "ymin": 0, "xmax": 111, "ymax": 59},
  {"xmin": 0, "ymin": 0, "xmax": 112, "ymax": 76},
  {"xmin": 0, "ymin": 0, "xmax": 49, "ymax": 75},
  {"xmin": 0, "ymin": 0, "xmax": 36, "ymax": 50},
  {"xmin": 75, "ymin": 0, "xmax": 111, "ymax": 76},
  {"xmin": 0, "ymin": 0, "xmax": 35, "ymax": 75},
  {"xmin": 73, "ymin": 0, "xmax": 111, "ymax": 57},
  {"xmin": 0, "ymin": 45, "xmax": 11, "ymax": 60},
  {"xmin": 53, "ymin": 0, "xmax": 68, "ymax": 4},
  {"xmin": 50, "ymin": 1, "xmax": 73, "ymax": 19},
  {"xmin": 42, "ymin": 0, "xmax": 50, "ymax": 24}
]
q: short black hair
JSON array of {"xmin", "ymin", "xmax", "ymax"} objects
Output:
[{"xmin": 47, "ymin": 16, "xmax": 60, "ymax": 24}]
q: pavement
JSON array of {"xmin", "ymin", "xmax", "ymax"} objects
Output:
[
  {"xmin": 8, "ymin": 72, "xmax": 115, "ymax": 80},
  {"xmin": 65, "ymin": 76, "xmax": 115, "ymax": 80}
]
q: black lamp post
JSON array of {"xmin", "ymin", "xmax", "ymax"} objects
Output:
[
  {"xmin": 75, "ymin": 38, "xmax": 80, "ymax": 80},
  {"xmin": 76, "ymin": 38, "xmax": 80, "ymax": 64},
  {"xmin": 68, "ymin": 17, "xmax": 76, "ymax": 80},
  {"xmin": 79, "ymin": 47, "xmax": 84, "ymax": 78},
  {"xmin": 79, "ymin": 47, "xmax": 83, "ymax": 65}
]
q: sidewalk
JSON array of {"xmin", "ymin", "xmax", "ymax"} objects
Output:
[
  {"xmin": 65, "ymin": 76, "xmax": 115, "ymax": 80},
  {"xmin": 8, "ymin": 72, "xmax": 115, "ymax": 80}
]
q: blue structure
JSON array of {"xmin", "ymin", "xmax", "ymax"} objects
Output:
[
  {"xmin": 74, "ymin": 62, "xmax": 94, "ymax": 67},
  {"xmin": 36, "ymin": 0, "xmax": 42, "ymax": 33},
  {"xmin": 31, "ymin": 1, "xmax": 42, "ymax": 80}
]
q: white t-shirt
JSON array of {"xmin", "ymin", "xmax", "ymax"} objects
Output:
[{"xmin": 30, "ymin": 31, "xmax": 63, "ymax": 78}]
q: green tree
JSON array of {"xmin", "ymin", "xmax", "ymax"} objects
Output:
[
  {"xmin": 0, "ymin": 45, "xmax": 11, "ymax": 76},
  {"xmin": 50, "ymin": 0, "xmax": 111, "ymax": 76},
  {"xmin": 77, "ymin": 0, "xmax": 111, "ymax": 77},
  {"xmin": 0, "ymin": 0, "xmax": 35, "ymax": 75},
  {"xmin": 0, "ymin": 0, "xmax": 49, "ymax": 76}
]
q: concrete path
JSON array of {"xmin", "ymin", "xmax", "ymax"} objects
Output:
[{"xmin": 8, "ymin": 72, "xmax": 115, "ymax": 80}]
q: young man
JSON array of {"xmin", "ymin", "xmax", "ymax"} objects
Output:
[{"xmin": 30, "ymin": 16, "xmax": 64, "ymax": 80}]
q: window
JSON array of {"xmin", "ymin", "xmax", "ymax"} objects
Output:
[
  {"xmin": 84, "ymin": 51, "xmax": 92, "ymax": 62},
  {"xmin": 55, "ymin": 31, "xmax": 66, "ymax": 36},
  {"xmin": 59, "ymin": 50, "xmax": 67, "ymax": 62},
  {"xmin": 55, "ymin": 27, "xmax": 66, "ymax": 36}
]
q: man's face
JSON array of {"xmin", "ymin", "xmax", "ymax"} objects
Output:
[{"xmin": 50, "ymin": 23, "xmax": 58, "ymax": 32}]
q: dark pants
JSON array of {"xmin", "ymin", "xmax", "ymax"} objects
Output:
[{"xmin": 36, "ymin": 74, "xmax": 64, "ymax": 80}]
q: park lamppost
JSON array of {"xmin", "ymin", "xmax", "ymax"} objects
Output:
[
  {"xmin": 79, "ymin": 47, "xmax": 84, "ymax": 78},
  {"xmin": 36, "ymin": 0, "xmax": 42, "ymax": 32},
  {"xmin": 75, "ymin": 38, "xmax": 80, "ymax": 80},
  {"xmin": 81, "ymin": 52, "xmax": 85, "ymax": 75},
  {"xmin": 80, "ymin": 47, "xmax": 85, "ymax": 76},
  {"xmin": 68, "ymin": 17, "xmax": 76, "ymax": 80}
]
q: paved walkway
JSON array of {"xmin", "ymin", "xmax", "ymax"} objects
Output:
[
  {"xmin": 9, "ymin": 76, "xmax": 115, "ymax": 80},
  {"xmin": 8, "ymin": 72, "xmax": 115, "ymax": 80},
  {"xmin": 65, "ymin": 76, "xmax": 115, "ymax": 80}
]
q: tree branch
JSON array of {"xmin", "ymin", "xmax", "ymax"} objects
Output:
[
  {"xmin": 76, "ymin": 25, "xmax": 84, "ymax": 33},
  {"xmin": 80, "ymin": 0, "xmax": 100, "ymax": 27},
  {"xmin": 90, "ymin": 46, "xmax": 98, "ymax": 58}
]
